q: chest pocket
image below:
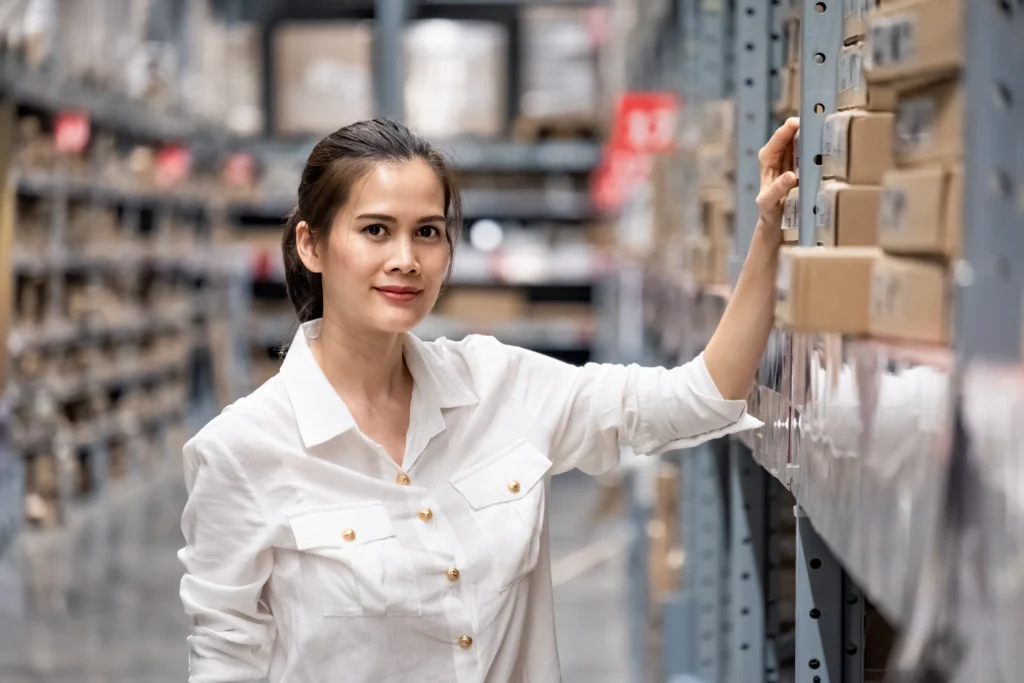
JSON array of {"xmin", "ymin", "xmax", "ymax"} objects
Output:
[
  {"xmin": 288, "ymin": 505, "xmax": 422, "ymax": 618},
  {"xmin": 450, "ymin": 439, "xmax": 553, "ymax": 591}
]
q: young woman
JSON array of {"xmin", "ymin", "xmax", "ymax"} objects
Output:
[{"xmin": 178, "ymin": 117, "xmax": 799, "ymax": 683}]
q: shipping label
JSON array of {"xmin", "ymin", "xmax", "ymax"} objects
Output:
[
  {"xmin": 867, "ymin": 13, "xmax": 916, "ymax": 70},
  {"xmin": 838, "ymin": 47, "xmax": 864, "ymax": 94},
  {"xmin": 896, "ymin": 95, "xmax": 936, "ymax": 155},
  {"xmin": 879, "ymin": 187, "xmax": 909, "ymax": 235},
  {"xmin": 871, "ymin": 268, "xmax": 905, "ymax": 320},
  {"xmin": 783, "ymin": 191, "xmax": 800, "ymax": 231}
]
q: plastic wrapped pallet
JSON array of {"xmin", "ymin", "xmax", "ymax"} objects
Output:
[
  {"xmin": 404, "ymin": 20, "xmax": 507, "ymax": 139},
  {"xmin": 519, "ymin": 7, "xmax": 598, "ymax": 119},
  {"xmin": 273, "ymin": 22, "xmax": 374, "ymax": 136}
]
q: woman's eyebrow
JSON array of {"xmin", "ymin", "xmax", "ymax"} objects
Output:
[{"xmin": 355, "ymin": 213, "xmax": 445, "ymax": 223}]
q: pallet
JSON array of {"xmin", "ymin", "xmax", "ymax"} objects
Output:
[{"xmin": 511, "ymin": 113, "xmax": 601, "ymax": 143}]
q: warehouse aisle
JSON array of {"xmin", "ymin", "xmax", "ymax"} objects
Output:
[{"xmin": 0, "ymin": 464, "xmax": 632, "ymax": 683}]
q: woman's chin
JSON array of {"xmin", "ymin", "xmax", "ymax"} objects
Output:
[{"xmin": 374, "ymin": 309, "xmax": 429, "ymax": 335}]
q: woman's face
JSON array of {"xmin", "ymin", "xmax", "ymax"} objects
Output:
[{"xmin": 299, "ymin": 159, "xmax": 451, "ymax": 336}]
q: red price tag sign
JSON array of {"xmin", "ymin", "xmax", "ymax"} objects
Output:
[
  {"xmin": 155, "ymin": 145, "xmax": 193, "ymax": 188},
  {"xmin": 609, "ymin": 92, "xmax": 680, "ymax": 154},
  {"xmin": 591, "ymin": 147, "xmax": 652, "ymax": 213},
  {"xmin": 54, "ymin": 112, "xmax": 91, "ymax": 154}
]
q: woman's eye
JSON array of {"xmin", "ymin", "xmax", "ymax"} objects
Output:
[
  {"xmin": 364, "ymin": 224, "xmax": 386, "ymax": 237},
  {"xmin": 418, "ymin": 226, "xmax": 441, "ymax": 238}
]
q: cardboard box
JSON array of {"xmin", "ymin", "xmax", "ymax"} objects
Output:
[
  {"xmin": 822, "ymin": 111, "xmax": 894, "ymax": 184},
  {"xmin": 440, "ymin": 288, "xmax": 527, "ymax": 321},
  {"xmin": 837, "ymin": 42, "xmax": 897, "ymax": 111},
  {"xmin": 776, "ymin": 247, "xmax": 882, "ymax": 333},
  {"xmin": 843, "ymin": 0, "xmax": 878, "ymax": 44},
  {"xmin": 893, "ymin": 79, "xmax": 963, "ymax": 168},
  {"xmin": 701, "ymin": 100, "xmax": 735, "ymax": 145},
  {"xmin": 273, "ymin": 22, "xmax": 374, "ymax": 136},
  {"xmin": 697, "ymin": 142, "xmax": 734, "ymax": 192},
  {"xmin": 869, "ymin": 254, "xmax": 948, "ymax": 345},
  {"xmin": 878, "ymin": 165, "xmax": 962, "ymax": 257},
  {"xmin": 864, "ymin": 0, "xmax": 964, "ymax": 89},
  {"xmin": 784, "ymin": 17, "xmax": 801, "ymax": 66},
  {"xmin": 774, "ymin": 64, "xmax": 801, "ymax": 118},
  {"xmin": 815, "ymin": 181, "xmax": 882, "ymax": 247}
]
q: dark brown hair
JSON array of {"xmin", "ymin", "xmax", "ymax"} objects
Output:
[{"xmin": 282, "ymin": 118, "xmax": 463, "ymax": 323}]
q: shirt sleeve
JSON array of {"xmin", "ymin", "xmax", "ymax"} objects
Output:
[
  {"xmin": 489, "ymin": 338, "xmax": 763, "ymax": 475},
  {"xmin": 178, "ymin": 432, "xmax": 276, "ymax": 683}
]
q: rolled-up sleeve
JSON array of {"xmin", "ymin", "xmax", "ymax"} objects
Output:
[
  {"xmin": 489, "ymin": 335, "xmax": 763, "ymax": 475},
  {"xmin": 178, "ymin": 433, "xmax": 276, "ymax": 683}
]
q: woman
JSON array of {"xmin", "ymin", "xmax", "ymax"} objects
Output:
[{"xmin": 179, "ymin": 117, "xmax": 799, "ymax": 683}]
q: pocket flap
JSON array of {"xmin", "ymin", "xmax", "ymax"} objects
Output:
[
  {"xmin": 288, "ymin": 505, "xmax": 395, "ymax": 551},
  {"xmin": 450, "ymin": 439, "xmax": 553, "ymax": 510}
]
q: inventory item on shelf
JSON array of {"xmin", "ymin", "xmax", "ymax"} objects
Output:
[
  {"xmin": 519, "ymin": 6, "xmax": 599, "ymax": 122},
  {"xmin": 822, "ymin": 110, "xmax": 894, "ymax": 184},
  {"xmin": 782, "ymin": 186, "xmax": 799, "ymax": 243},
  {"xmin": 893, "ymin": 79, "xmax": 963, "ymax": 168},
  {"xmin": 815, "ymin": 180, "xmax": 882, "ymax": 247},
  {"xmin": 776, "ymin": 246, "xmax": 880, "ymax": 334},
  {"xmin": 836, "ymin": 41, "xmax": 895, "ymax": 111},
  {"xmin": 869, "ymin": 253, "xmax": 949, "ymax": 345},
  {"xmin": 878, "ymin": 164, "xmax": 962, "ymax": 257},
  {"xmin": 405, "ymin": 19, "xmax": 508, "ymax": 139},
  {"xmin": 843, "ymin": 0, "xmax": 877, "ymax": 44},
  {"xmin": 864, "ymin": 0, "xmax": 963, "ymax": 88},
  {"xmin": 272, "ymin": 21, "xmax": 375, "ymax": 136}
]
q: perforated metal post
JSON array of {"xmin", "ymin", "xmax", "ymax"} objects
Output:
[
  {"xmin": 692, "ymin": 442, "xmax": 730, "ymax": 682},
  {"xmin": 953, "ymin": 0, "xmax": 1024, "ymax": 360},
  {"xmin": 795, "ymin": 509, "xmax": 843, "ymax": 683},
  {"xmin": 732, "ymin": 0, "xmax": 771, "ymax": 275},
  {"xmin": 797, "ymin": 0, "xmax": 840, "ymax": 246},
  {"xmin": 730, "ymin": 441, "xmax": 771, "ymax": 683},
  {"xmin": 700, "ymin": 0, "xmax": 731, "ymax": 101},
  {"xmin": 375, "ymin": 0, "xmax": 408, "ymax": 122}
]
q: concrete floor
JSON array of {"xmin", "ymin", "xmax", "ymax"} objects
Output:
[{"xmin": 0, "ymin": 463, "xmax": 634, "ymax": 683}]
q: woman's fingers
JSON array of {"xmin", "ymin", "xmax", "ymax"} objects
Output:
[
  {"xmin": 756, "ymin": 171, "xmax": 798, "ymax": 221},
  {"xmin": 758, "ymin": 117, "xmax": 800, "ymax": 171}
]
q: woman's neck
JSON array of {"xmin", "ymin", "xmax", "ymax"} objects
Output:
[{"xmin": 310, "ymin": 316, "xmax": 409, "ymax": 404}]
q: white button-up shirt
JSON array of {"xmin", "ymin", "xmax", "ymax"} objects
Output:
[{"xmin": 178, "ymin": 320, "xmax": 761, "ymax": 683}]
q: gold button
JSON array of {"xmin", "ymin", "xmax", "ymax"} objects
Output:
[
  {"xmin": 446, "ymin": 567, "xmax": 461, "ymax": 582},
  {"xmin": 508, "ymin": 480, "xmax": 521, "ymax": 494},
  {"xmin": 396, "ymin": 472, "xmax": 411, "ymax": 486},
  {"xmin": 419, "ymin": 508, "xmax": 433, "ymax": 522},
  {"xmin": 458, "ymin": 635, "xmax": 473, "ymax": 649},
  {"xmin": 342, "ymin": 528, "xmax": 356, "ymax": 542}
]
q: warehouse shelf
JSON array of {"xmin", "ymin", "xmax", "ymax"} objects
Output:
[
  {"xmin": 16, "ymin": 170, "xmax": 213, "ymax": 211},
  {"xmin": 7, "ymin": 312, "xmax": 191, "ymax": 355},
  {"xmin": 0, "ymin": 58, "xmax": 240, "ymax": 146}
]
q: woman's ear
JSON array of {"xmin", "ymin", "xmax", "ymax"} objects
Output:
[{"xmin": 295, "ymin": 221, "xmax": 323, "ymax": 274}]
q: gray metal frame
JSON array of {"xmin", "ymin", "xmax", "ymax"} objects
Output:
[
  {"xmin": 953, "ymin": 0, "xmax": 1024, "ymax": 360},
  {"xmin": 691, "ymin": 442, "xmax": 731, "ymax": 682},
  {"xmin": 797, "ymin": 0, "xmax": 840, "ymax": 247}
]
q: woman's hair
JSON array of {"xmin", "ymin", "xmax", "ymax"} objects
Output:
[{"xmin": 281, "ymin": 118, "xmax": 463, "ymax": 323}]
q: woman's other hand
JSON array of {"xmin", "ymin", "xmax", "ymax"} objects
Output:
[{"xmin": 754, "ymin": 117, "xmax": 800, "ymax": 247}]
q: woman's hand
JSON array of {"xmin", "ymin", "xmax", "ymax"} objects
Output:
[{"xmin": 754, "ymin": 117, "xmax": 800, "ymax": 247}]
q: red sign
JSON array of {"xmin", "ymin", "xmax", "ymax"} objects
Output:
[
  {"xmin": 591, "ymin": 147, "xmax": 653, "ymax": 213},
  {"xmin": 608, "ymin": 92, "xmax": 680, "ymax": 155},
  {"xmin": 155, "ymin": 145, "xmax": 193, "ymax": 188},
  {"xmin": 223, "ymin": 152, "xmax": 256, "ymax": 189},
  {"xmin": 54, "ymin": 112, "xmax": 91, "ymax": 153}
]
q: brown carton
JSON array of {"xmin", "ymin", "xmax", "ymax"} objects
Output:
[
  {"xmin": 816, "ymin": 181, "xmax": 882, "ymax": 247},
  {"xmin": 273, "ymin": 22, "xmax": 374, "ymax": 136},
  {"xmin": 774, "ymin": 64, "xmax": 801, "ymax": 118},
  {"xmin": 701, "ymin": 100, "xmax": 735, "ymax": 145},
  {"xmin": 440, "ymin": 289, "xmax": 527, "ymax": 321},
  {"xmin": 878, "ymin": 165, "xmax": 962, "ymax": 258},
  {"xmin": 776, "ymin": 247, "xmax": 882, "ymax": 333},
  {"xmin": 843, "ymin": 0, "xmax": 878, "ymax": 44},
  {"xmin": 785, "ymin": 17, "xmax": 801, "ymax": 66},
  {"xmin": 836, "ymin": 42, "xmax": 896, "ymax": 111},
  {"xmin": 869, "ymin": 254, "xmax": 949, "ymax": 345},
  {"xmin": 893, "ymin": 79, "xmax": 963, "ymax": 168},
  {"xmin": 822, "ymin": 110, "xmax": 895, "ymax": 184},
  {"xmin": 864, "ymin": 0, "xmax": 964, "ymax": 89},
  {"xmin": 697, "ymin": 142, "xmax": 735, "ymax": 192}
]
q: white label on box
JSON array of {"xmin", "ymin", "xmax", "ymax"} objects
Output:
[
  {"xmin": 784, "ymin": 192, "xmax": 800, "ymax": 231},
  {"xmin": 871, "ymin": 268, "xmax": 905, "ymax": 319},
  {"xmin": 896, "ymin": 95, "xmax": 936, "ymax": 155},
  {"xmin": 850, "ymin": 49, "xmax": 863, "ymax": 92},
  {"xmin": 823, "ymin": 118, "xmax": 836, "ymax": 157},
  {"xmin": 816, "ymin": 188, "xmax": 836, "ymax": 237},
  {"xmin": 777, "ymin": 253, "xmax": 793, "ymax": 301},
  {"xmin": 838, "ymin": 50, "xmax": 854, "ymax": 93},
  {"xmin": 879, "ymin": 187, "xmax": 909, "ymax": 235},
  {"xmin": 868, "ymin": 14, "xmax": 917, "ymax": 69}
]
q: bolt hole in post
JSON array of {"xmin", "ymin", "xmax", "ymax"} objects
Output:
[
  {"xmin": 810, "ymin": 558, "xmax": 822, "ymax": 569},
  {"xmin": 809, "ymin": 608, "xmax": 821, "ymax": 619},
  {"xmin": 815, "ymin": 2, "xmax": 826, "ymax": 12},
  {"xmin": 992, "ymin": 170, "xmax": 1014, "ymax": 199},
  {"xmin": 815, "ymin": 52, "xmax": 826, "ymax": 64},
  {"xmin": 809, "ymin": 659, "xmax": 821, "ymax": 670},
  {"xmin": 997, "ymin": 0, "xmax": 1012, "ymax": 17},
  {"xmin": 993, "ymin": 82, "xmax": 1014, "ymax": 109},
  {"xmin": 813, "ymin": 154, "xmax": 823, "ymax": 166},
  {"xmin": 814, "ymin": 103, "xmax": 825, "ymax": 114},
  {"xmin": 845, "ymin": 644, "xmax": 859, "ymax": 655}
]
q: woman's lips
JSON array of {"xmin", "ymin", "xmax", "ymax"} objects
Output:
[{"xmin": 376, "ymin": 287, "xmax": 421, "ymax": 303}]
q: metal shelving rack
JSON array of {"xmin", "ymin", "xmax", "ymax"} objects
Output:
[{"xmin": 640, "ymin": 1, "xmax": 1024, "ymax": 682}]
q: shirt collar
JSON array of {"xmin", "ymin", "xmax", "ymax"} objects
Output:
[{"xmin": 280, "ymin": 320, "xmax": 478, "ymax": 450}]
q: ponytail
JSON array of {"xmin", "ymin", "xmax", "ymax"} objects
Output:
[{"xmin": 282, "ymin": 207, "xmax": 324, "ymax": 324}]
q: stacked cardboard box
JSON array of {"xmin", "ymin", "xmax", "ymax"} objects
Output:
[
  {"xmin": 694, "ymin": 100, "xmax": 735, "ymax": 285},
  {"xmin": 775, "ymin": 1, "xmax": 802, "ymax": 118},
  {"xmin": 866, "ymin": 0, "xmax": 963, "ymax": 345}
]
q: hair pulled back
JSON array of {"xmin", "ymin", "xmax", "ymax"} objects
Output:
[{"xmin": 282, "ymin": 118, "xmax": 463, "ymax": 323}]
